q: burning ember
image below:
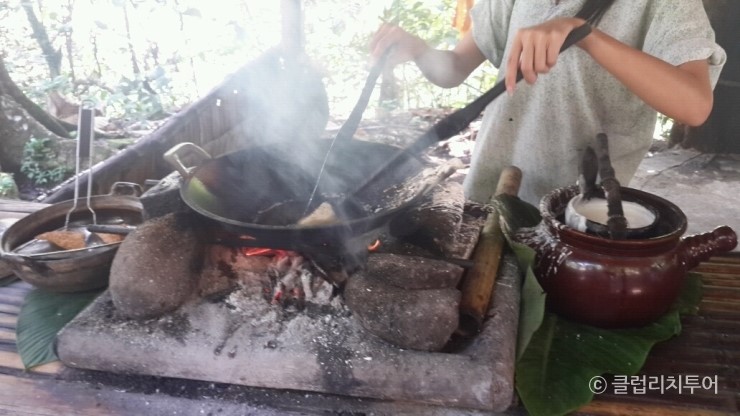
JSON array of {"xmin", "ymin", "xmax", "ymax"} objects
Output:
[
  {"xmin": 203, "ymin": 244, "xmax": 335, "ymax": 311},
  {"xmin": 241, "ymin": 247, "xmax": 290, "ymax": 258},
  {"xmin": 367, "ymin": 239, "xmax": 381, "ymax": 251}
]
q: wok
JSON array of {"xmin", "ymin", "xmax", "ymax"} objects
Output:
[{"xmin": 165, "ymin": 140, "xmax": 428, "ymax": 250}]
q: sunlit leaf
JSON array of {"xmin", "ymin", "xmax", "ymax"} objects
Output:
[
  {"xmin": 17, "ymin": 289, "xmax": 102, "ymax": 369},
  {"xmin": 516, "ymin": 260, "xmax": 546, "ymax": 359}
]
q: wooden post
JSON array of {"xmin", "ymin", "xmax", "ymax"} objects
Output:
[{"xmin": 280, "ymin": 0, "xmax": 304, "ymax": 56}]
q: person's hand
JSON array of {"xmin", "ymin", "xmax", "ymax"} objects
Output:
[
  {"xmin": 369, "ymin": 23, "xmax": 430, "ymax": 67},
  {"xmin": 505, "ymin": 17, "xmax": 587, "ymax": 94}
]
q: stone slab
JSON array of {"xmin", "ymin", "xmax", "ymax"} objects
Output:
[{"xmin": 56, "ymin": 253, "xmax": 522, "ymax": 413}]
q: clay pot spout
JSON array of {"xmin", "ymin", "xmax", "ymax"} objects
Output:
[{"xmin": 680, "ymin": 225, "xmax": 737, "ymax": 271}]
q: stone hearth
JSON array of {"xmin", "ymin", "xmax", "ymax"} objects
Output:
[{"xmin": 56, "ymin": 251, "xmax": 520, "ymax": 412}]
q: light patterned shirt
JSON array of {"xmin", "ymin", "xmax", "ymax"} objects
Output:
[{"xmin": 465, "ymin": 0, "xmax": 726, "ymax": 205}]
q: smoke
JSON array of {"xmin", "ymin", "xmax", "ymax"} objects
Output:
[{"xmin": 210, "ymin": 46, "xmax": 423, "ymax": 227}]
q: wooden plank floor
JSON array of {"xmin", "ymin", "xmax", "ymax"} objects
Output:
[
  {"xmin": 0, "ymin": 255, "xmax": 737, "ymax": 415},
  {"xmin": 578, "ymin": 254, "xmax": 740, "ymax": 415}
]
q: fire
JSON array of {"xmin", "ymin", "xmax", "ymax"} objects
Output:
[
  {"xmin": 368, "ymin": 239, "xmax": 381, "ymax": 251},
  {"xmin": 233, "ymin": 246, "xmax": 308, "ymax": 305},
  {"xmin": 241, "ymin": 247, "xmax": 292, "ymax": 258}
]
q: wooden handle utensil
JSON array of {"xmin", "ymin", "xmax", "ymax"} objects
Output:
[{"xmin": 458, "ymin": 166, "xmax": 522, "ymax": 335}]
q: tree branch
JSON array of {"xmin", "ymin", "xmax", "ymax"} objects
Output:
[
  {"xmin": 21, "ymin": 0, "xmax": 62, "ymax": 78},
  {"xmin": 0, "ymin": 55, "xmax": 71, "ymax": 138}
]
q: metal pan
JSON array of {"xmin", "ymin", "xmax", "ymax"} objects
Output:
[
  {"xmin": 165, "ymin": 140, "xmax": 427, "ymax": 249},
  {"xmin": 0, "ymin": 182, "xmax": 143, "ymax": 292}
]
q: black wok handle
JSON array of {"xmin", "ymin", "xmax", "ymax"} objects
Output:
[
  {"xmin": 335, "ymin": 46, "xmax": 394, "ymax": 142},
  {"xmin": 351, "ymin": 23, "xmax": 593, "ymax": 199},
  {"xmin": 415, "ymin": 23, "xmax": 593, "ymax": 152}
]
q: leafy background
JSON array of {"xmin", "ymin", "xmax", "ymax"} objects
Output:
[{"xmin": 0, "ymin": 0, "xmax": 496, "ymax": 122}]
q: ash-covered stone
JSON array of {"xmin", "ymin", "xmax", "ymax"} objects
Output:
[
  {"xmin": 390, "ymin": 181, "xmax": 465, "ymax": 257},
  {"xmin": 344, "ymin": 271, "xmax": 460, "ymax": 351},
  {"xmin": 365, "ymin": 252, "xmax": 463, "ymax": 289},
  {"xmin": 109, "ymin": 212, "xmax": 203, "ymax": 319}
]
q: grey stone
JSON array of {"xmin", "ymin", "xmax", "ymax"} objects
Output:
[
  {"xmin": 344, "ymin": 271, "xmax": 460, "ymax": 351},
  {"xmin": 366, "ymin": 252, "xmax": 463, "ymax": 289},
  {"xmin": 109, "ymin": 212, "xmax": 203, "ymax": 319},
  {"xmin": 391, "ymin": 181, "xmax": 465, "ymax": 256}
]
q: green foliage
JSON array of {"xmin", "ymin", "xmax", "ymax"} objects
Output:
[
  {"xmin": 657, "ymin": 114, "xmax": 674, "ymax": 139},
  {"xmin": 17, "ymin": 288, "xmax": 102, "ymax": 369},
  {"xmin": 382, "ymin": 0, "xmax": 459, "ymax": 46},
  {"xmin": 110, "ymin": 75, "xmax": 167, "ymax": 121},
  {"xmin": 1, "ymin": 0, "xmax": 498, "ymax": 124},
  {"xmin": 381, "ymin": 0, "xmax": 497, "ymax": 110},
  {"xmin": 20, "ymin": 138, "xmax": 68, "ymax": 186},
  {"xmin": 0, "ymin": 172, "xmax": 19, "ymax": 198}
]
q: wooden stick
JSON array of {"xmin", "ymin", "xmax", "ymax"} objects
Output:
[
  {"xmin": 458, "ymin": 166, "xmax": 522, "ymax": 334},
  {"xmin": 594, "ymin": 133, "xmax": 627, "ymax": 239}
]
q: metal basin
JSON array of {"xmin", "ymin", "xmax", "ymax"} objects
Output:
[{"xmin": 0, "ymin": 183, "xmax": 143, "ymax": 293}]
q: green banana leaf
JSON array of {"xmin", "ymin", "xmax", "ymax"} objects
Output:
[
  {"xmin": 17, "ymin": 288, "xmax": 103, "ymax": 369},
  {"xmin": 516, "ymin": 275, "xmax": 700, "ymax": 416},
  {"xmin": 491, "ymin": 194, "xmax": 703, "ymax": 416}
]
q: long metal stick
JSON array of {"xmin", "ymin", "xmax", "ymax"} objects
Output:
[
  {"xmin": 64, "ymin": 101, "xmax": 97, "ymax": 229},
  {"xmin": 302, "ymin": 47, "xmax": 393, "ymax": 216}
]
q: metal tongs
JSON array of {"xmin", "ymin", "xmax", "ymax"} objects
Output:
[
  {"xmin": 10, "ymin": 101, "xmax": 105, "ymax": 258},
  {"xmin": 302, "ymin": 46, "xmax": 394, "ymax": 217},
  {"xmin": 65, "ymin": 101, "xmax": 97, "ymax": 230}
]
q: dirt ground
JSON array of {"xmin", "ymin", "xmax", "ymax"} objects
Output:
[{"xmin": 630, "ymin": 142, "xmax": 740, "ymax": 252}]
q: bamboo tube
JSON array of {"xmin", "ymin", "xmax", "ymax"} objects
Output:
[{"xmin": 458, "ymin": 166, "xmax": 522, "ymax": 334}]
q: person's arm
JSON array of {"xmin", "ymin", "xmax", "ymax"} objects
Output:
[
  {"xmin": 504, "ymin": 17, "xmax": 714, "ymax": 126},
  {"xmin": 580, "ymin": 25, "xmax": 712, "ymax": 127},
  {"xmin": 370, "ymin": 24, "xmax": 486, "ymax": 88}
]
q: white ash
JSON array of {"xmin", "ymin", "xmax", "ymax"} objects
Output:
[{"xmin": 207, "ymin": 250, "xmax": 338, "ymax": 312}]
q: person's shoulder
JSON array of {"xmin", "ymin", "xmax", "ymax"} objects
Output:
[
  {"xmin": 604, "ymin": 0, "xmax": 707, "ymax": 27},
  {"xmin": 645, "ymin": 0, "xmax": 709, "ymax": 21}
]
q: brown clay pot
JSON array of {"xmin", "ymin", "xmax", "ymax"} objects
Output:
[{"xmin": 513, "ymin": 186, "xmax": 737, "ymax": 328}]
